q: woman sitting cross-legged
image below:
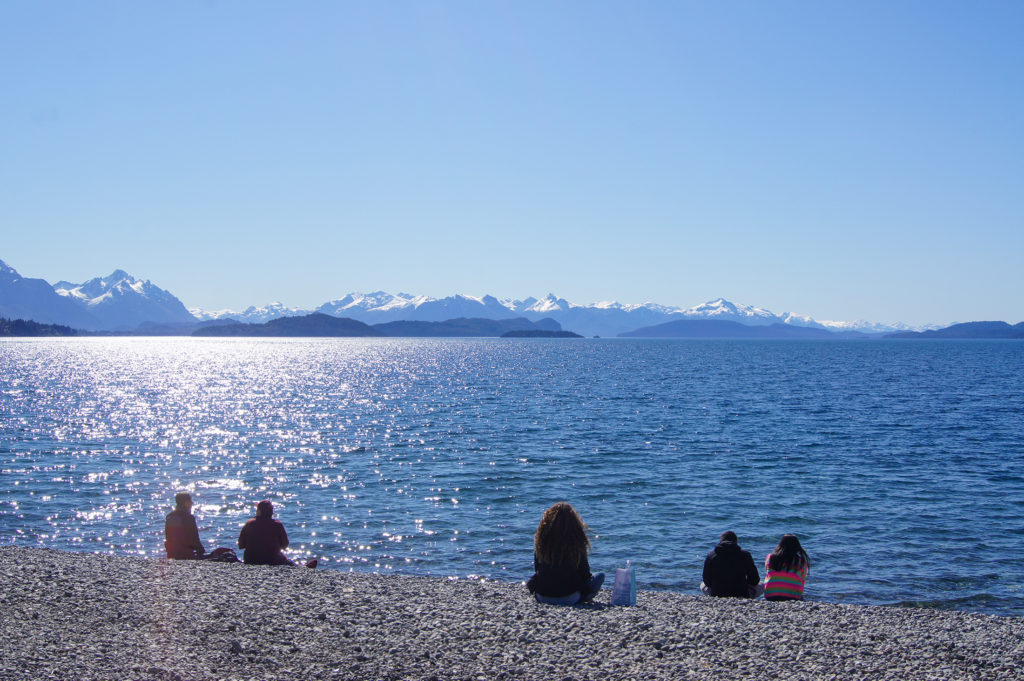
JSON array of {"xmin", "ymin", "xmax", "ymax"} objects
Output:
[
  {"xmin": 527, "ymin": 502, "xmax": 605, "ymax": 605},
  {"xmin": 764, "ymin": 534, "xmax": 810, "ymax": 601}
]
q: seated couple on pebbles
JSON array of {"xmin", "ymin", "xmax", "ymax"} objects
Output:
[
  {"xmin": 701, "ymin": 530, "xmax": 810, "ymax": 602},
  {"xmin": 164, "ymin": 493, "xmax": 318, "ymax": 569},
  {"xmin": 527, "ymin": 503, "xmax": 809, "ymax": 605}
]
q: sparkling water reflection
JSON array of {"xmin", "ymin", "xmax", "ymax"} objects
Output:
[{"xmin": 2, "ymin": 337, "xmax": 1023, "ymax": 615}]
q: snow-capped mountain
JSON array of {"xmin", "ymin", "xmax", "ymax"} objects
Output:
[
  {"xmin": 676, "ymin": 298, "xmax": 794, "ymax": 326},
  {"xmin": 53, "ymin": 270, "xmax": 195, "ymax": 330},
  {"xmin": 190, "ymin": 302, "xmax": 311, "ymax": 324},
  {"xmin": 0, "ymin": 259, "xmax": 98, "ymax": 329},
  {"xmin": 816, "ymin": 319, "xmax": 936, "ymax": 333},
  {"xmin": 0, "ymin": 256, "xmax": 950, "ymax": 335},
  {"xmin": 192, "ymin": 291, "xmax": 919, "ymax": 337},
  {"xmin": 315, "ymin": 292, "xmax": 519, "ymax": 324}
]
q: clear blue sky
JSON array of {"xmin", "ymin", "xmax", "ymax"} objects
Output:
[{"xmin": 2, "ymin": 2, "xmax": 1022, "ymax": 325}]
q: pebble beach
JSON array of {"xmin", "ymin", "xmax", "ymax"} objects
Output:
[{"xmin": 2, "ymin": 547, "xmax": 1023, "ymax": 680}]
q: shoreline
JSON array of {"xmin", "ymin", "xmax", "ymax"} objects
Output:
[{"xmin": 2, "ymin": 547, "xmax": 1022, "ymax": 680}]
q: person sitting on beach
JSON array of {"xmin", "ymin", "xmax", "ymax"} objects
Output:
[
  {"xmin": 165, "ymin": 492, "xmax": 206, "ymax": 559},
  {"xmin": 764, "ymin": 534, "xmax": 810, "ymax": 601},
  {"xmin": 238, "ymin": 500, "xmax": 317, "ymax": 568},
  {"xmin": 701, "ymin": 530, "xmax": 763, "ymax": 598},
  {"xmin": 527, "ymin": 502, "xmax": 605, "ymax": 605}
]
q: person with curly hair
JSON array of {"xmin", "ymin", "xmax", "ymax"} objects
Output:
[{"xmin": 527, "ymin": 502, "xmax": 604, "ymax": 605}]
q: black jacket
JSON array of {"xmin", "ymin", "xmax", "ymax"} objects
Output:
[
  {"xmin": 527, "ymin": 554, "xmax": 593, "ymax": 597},
  {"xmin": 702, "ymin": 541, "xmax": 759, "ymax": 597}
]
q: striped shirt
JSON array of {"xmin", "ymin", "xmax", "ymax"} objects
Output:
[{"xmin": 764, "ymin": 555, "xmax": 807, "ymax": 600}]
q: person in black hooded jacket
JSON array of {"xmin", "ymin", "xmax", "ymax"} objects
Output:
[{"xmin": 700, "ymin": 530, "xmax": 763, "ymax": 598}]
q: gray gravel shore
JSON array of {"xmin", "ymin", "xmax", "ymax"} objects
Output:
[{"xmin": 2, "ymin": 547, "xmax": 1022, "ymax": 680}]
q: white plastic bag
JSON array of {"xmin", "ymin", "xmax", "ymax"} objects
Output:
[{"xmin": 611, "ymin": 561, "xmax": 637, "ymax": 606}]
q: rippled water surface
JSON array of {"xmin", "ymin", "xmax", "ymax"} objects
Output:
[{"xmin": 2, "ymin": 338, "xmax": 1023, "ymax": 615}]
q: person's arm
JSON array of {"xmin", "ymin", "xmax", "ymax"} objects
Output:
[
  {"xmin": 238, "ymin": 523, "xmax": 247, "ymax": 550},
  {"xmin": 527, "ymin": 553, "xmax": 540, "ymax": 593},
  {"xmin": 188, "ymin": 516, "xmax": 204, "ymax": 556},
  {"xmin": 702, "ymin": 554, "xmax": 713, "ymax": 588},
  {"xmin": 578, "ymin": 554, "xmax": 593, "ymax": 587},
  {"xmin": 278, "ymin": 522, "xmax": 289, "ymax": 550},
  {"xmin": 746, "ymin": 551, "xmax": 760, "ymax": 586}
]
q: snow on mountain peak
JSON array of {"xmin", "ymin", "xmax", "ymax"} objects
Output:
[
  {"xmin": 50, "ymin": 268, "xmax": 187, "ymax": 315},
  {"xmin": 679, "ymin": 298, "xmax": 778, "ymax": 323},
  {"xmin": 189, "ymin": 290, "xmax": 936, "ymax": 335}
]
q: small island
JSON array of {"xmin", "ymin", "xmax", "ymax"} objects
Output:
[
  {"xmin": 500, "ymin": 330, "xmax": 583, "ymax": 338},
  {"xmin": 192, "ymin": 313, "xmax": 383, "ymax": 337}
]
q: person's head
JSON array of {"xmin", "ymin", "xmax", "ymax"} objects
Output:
[
  {"xmin": 256, "ymin": 500, "xmax": 273, "ymax": 518},
  {"xmin": 720, "ymin": 530, "xmax": 738, "ymax": 544},
  {"xmin": 769, "ymin": 534, "xmax": 810, "ymax": 572},
  {"xmin": 534, "ymin": 502, "xmax": 590, "ymax": 568},
  {"xmin": 174, "ymin": 492, "xmax": 192, "ymax": 511}
]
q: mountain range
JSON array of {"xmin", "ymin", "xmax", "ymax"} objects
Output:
[
  {"xmin": 619, "ymin": 319, "xmax": 855, "ymax": 339},
  {"xmin": 885, "ymin": 321, "xmax": 1024, "ymax": 339},
  {"xmin": 0, "ymin": 256, "xmax": 962, "ymax": 337},
  {"xmin": 192, "ymin": 292, "xmax": 927, "ymax": 337}
]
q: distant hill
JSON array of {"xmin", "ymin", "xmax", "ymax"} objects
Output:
[
  {"xmin": 126, "ymin": 319, "xmax": 239, "ymax": 336},
  {"xmin": 619, "ymin": 319, "xmax": 851, "ymax": 339},
  {"xmin": 372, "ymin": 317, "xmax": 562, "ymax": 337},
  {"xmin": 500, "ymin": 329, "xmax": 582, "ymax": 338},
  {"xmin": 0, "ymin": 317, "xmax": 79, "ymax": 337},
  {"xmin": 192, "ymin": 313, "xmax": 382, "ymax": 337},
  {"xmin": 886, "ymin": 321, "xmax": 1024, "ymax": 339}
]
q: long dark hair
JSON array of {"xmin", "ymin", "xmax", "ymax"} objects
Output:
[
  {"xmin": 534, "ymin": 502, "xmax": 590, "ymax": 568},
  {"xmin": 768, "ymin": 534, "xmax": 810, "ymax": 572}
]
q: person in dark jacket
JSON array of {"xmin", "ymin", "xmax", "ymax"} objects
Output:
[
  {"xmin": 701, "ymin": 530, "xmax": 763, "ymax": 598},
  {"xmin": 165, "ymin": 492, "xmax": 205, "ymax": 559},
  {"xmin": 527, "ymin": 502, "xmax": 605, "ymax": 605},
  {"xmin": 238, "ymin": 500, "xmax": 317, "ymax": 568}
]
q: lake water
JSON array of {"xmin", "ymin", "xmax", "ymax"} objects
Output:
[{"xmin": 2, "ymin": 337, "xmax": 1023, "ymax": 616}]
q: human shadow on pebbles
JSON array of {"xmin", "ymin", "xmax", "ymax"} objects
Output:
[{"xmin": 2, "ymin": 547, "xmax": 1022, "ymax": 681}]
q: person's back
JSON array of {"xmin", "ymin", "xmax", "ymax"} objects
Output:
[
  {"xmin": 764, "ymin": 534, "xmax": 810, "ymax": 601},
  {"xmin": 238, "ymin": 514, "xmax": 289, "ymax": 565},
  {"xmin": 702, "ymin": 531, "xmax": 760, "ymax": 598},
  {"xmin": 529, "ymin": 554, "xmax": 594, "ymax": 598},
  {"xmin": 164, "ymin": 493, "xmax": 204, "ymax": 559},
  {"xmin": 526, "ymin": 502, "xmax": 605, "ymax": 605}
]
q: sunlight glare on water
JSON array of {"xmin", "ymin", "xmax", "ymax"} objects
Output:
[{"xmin": 2, "ymin": 336, "xmax": 1024, "ymax": 616}]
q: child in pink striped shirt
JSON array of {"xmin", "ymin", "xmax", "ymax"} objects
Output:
[{"xmin": 764, "ymin": 534, "xmax": 810, "ymax": 601}]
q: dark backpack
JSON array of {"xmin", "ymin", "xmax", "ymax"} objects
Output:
[{"xmin": 206, "ymin": 547, "xmax": 240, "ymax": 563}]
